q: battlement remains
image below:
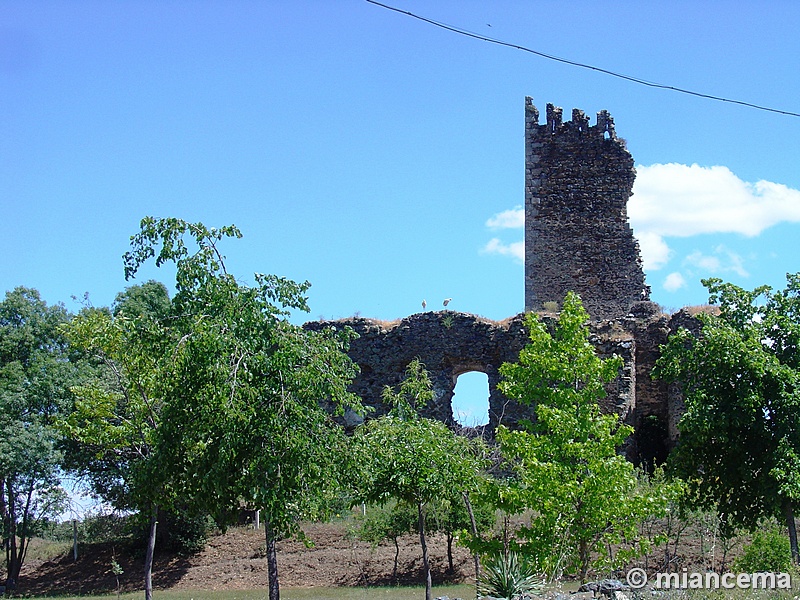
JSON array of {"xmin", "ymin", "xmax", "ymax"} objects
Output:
[{"xmin": 526, "ymin": 97, "xmax": 618, "ymax": 140}]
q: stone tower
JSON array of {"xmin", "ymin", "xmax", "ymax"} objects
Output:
[{"xmin": 524, "ymin": 97, "xmax": 649, "ymax": 320}]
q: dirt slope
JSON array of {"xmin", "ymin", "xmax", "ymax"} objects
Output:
[{"xmin": 21, "ymin": 522, "xmax": 472, "ymax": 595}]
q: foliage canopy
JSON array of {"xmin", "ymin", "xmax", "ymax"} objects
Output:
[
  {"xmin": 0, "ymin": 287, "xmax": 73, "ymax": 590},
  {"xmin": 654, "ymin": 274, "xmax": 800, "ymax": 561},
  {"xmin": 488, "ymin": 291, "xmax": 674, "ymax": 581},
  {"xmin": 121, "ymin": 217, "xmax": 361, "ymax": 600},
  {"xmin": 61, "ymin": 280, "xmax": 177, "ymax": 600}
]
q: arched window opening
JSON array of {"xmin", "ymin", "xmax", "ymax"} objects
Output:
[{"xmin": 452, "ymin": 371, "xmax": 489, "ymax": 427}]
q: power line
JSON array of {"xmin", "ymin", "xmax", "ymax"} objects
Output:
[{"xmin": 366, "ymin": 0, "xmax": 800, "ymax": 119}]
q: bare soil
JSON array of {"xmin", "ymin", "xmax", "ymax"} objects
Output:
[
  {"xmin": 20, "ymin": 522, "xmax": 473, "ymax": 595},
  {"xmin": 18, "ymin": 512, "xmax": 756, "ymax": 597}
]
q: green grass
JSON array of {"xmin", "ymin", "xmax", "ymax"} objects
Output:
[
  {"xmin": 24, "ymin": 537, "xmax": 74, "ymax": 564},
  {"xmin": 284, "ymin": 585, "xmax": 474, "ymax": 599},
  {"xmin": 27, "ymin": 585, "xmax": 476, "ymax": 600}
]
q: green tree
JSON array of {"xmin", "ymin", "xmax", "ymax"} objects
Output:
[
  {"xmin": 353, "ymin": 359, "xmax": 486, "ymax": 600},
  {"xmin": 357, "ymin": 500, "xmax": 417, "ymax": 582},
  {"xmin": 0, "ymin": 288, "xmax": 73, "ymax": 591},
  {"xmin": 121, "ymin": 217, "xmax": 361, "ymax": 600},
  {"xmin": 358, "ymin": 495, "xmax": 494, "ymax": 582},
  {"xmin": 428, "ymin": 493, "xmax": 495, "ymax": 574},
  {"xmin": 60, "ymin": 282, "xmax": 172, "ymax": 506},
  {"xmin": 60, "ymin": 281, "xmax": 175, "ymax": 600},
  {"xmin": 653, "ymin": 275, "xmax": 800, "ymax": 562},
  {"xmin": 489, "ymin": 291, "xmax": 673, "ymax": 581},
  {"xmin": 111, "ymin": 280, "xmax": 172, "ymax": 321}
]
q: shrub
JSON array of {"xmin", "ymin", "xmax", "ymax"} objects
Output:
[
  {"xmin": 84, "ymin": 512, "xmax": 130, "ymax": 543},
  {"xmin": 130, "ymin": 507, "xmax": 212, "ymax": 555},
  {"xmin": 40, "ymin": 511, "xmax": 130, "ymax": 544},
  {"xmin": 733, "ymin": 525, "xmax": 793, "ymax": 573},
  {"xmin": 541, "ymin": 301, "xmax": 559, "ymax": 314}
]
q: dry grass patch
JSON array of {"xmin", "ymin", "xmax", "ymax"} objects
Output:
[{"xmin": 681, "ymin": 304, "xmax": 720, "ymax": 317}]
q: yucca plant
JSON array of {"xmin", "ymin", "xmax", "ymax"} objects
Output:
[{"xmin": 477, "ymin": 551, "xmax": 545, "ymax": 600}]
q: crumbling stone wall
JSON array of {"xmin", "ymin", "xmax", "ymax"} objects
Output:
[
  {"xmin": 524, "ymin": 97, "xmax": 650, "ymax": 320},
  {"xmin": 305, "ymin": 311, "xmax": 637, "ymax": 436}
]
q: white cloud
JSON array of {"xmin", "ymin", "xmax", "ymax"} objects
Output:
[
  {"xmin": 663, "ymin": 272, "xmax": 687, "ymax": 292},
  {"xmin": 630, "ymin": 164, "xmax": 800, "ymax": 271},
  {"xmin": 481, "ymin": 208, "xmax": 524, "ymax": 264},
  {"xmin": 631, "ymin": 164, "xmax": 800, "ymax": 237},
  {"xmin": 685, "ymin": 251, "xmax": 720, "ymax": 272},
  {"xmin": 486, "ymin": 206, "xmax": 524, "ymax": 229},
  {"xmin": 482, "ymin": 238, "xmax": 524, "ymax": 263},
  {"xmin": 636, "ymin": 231, "xmax": 672, "ymax": 271},
  {"xmin": 685, "ymin": 245, "xmax": 748, "ymax": 277}
]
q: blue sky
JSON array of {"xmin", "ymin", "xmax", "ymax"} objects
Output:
[{"xmin": 3, "ymin": 1, "xmax": 800, "ymax": 431}]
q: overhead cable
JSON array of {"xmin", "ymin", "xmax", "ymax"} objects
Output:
[{"xmin": 366, "ymin": 0, "xmax": 800, "ymax": 119}]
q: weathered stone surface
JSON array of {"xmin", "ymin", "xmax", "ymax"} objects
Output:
[
  {"xmin": 524, "ymin": 97, "xmax": 649, "ymax": 321},
  {"xmin": 306, "ymin": 311, "xmax": 529, "ymax": 432},
  {"xmin": 305, "ymin": 311, "xmax": 636, "ymax": 437}
]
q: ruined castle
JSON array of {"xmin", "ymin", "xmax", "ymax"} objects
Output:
[{"xmin": 307, "ymin": 98, "xmax": 691, "ymax": 465}]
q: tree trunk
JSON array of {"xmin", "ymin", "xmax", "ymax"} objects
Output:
[
  {"xmin": 265, "ymin": 518, "xmax": 280, "ymax": 600},
  {"xmin": 144, "ymin": 504, "xmax": 158, "ymax": 600},
  {"xmin": 418, "ymin": 502, "xmax": 432, "ymax": 600},
  {"xmin": 6, "ymin": 536, "xmax": 20, "ymax": 591},
  {"xmin": 785, "ymin": 501, "xmax": 800, "ymax": 564},
  {"xmin": 12, "ymin": 480, "xmax": 37, "ymax": 588},
  {"xmin": 446, "ymin": 532, "xmax": 454, "ymax": 573},
  {"xmin": 462, "ymin": 492, "xmax": 481, "ymax": 586},
  {"xmin": 578, "ymin": 539, "xmax": 589, "ymax": 583},
  {"xmin": 8, "ymin": 534, "xmax": 27, "ymax": 589},
  {"xmin": 5, "ymin": 481, "xmax": 19, "ymax": 591},
  {"xmin": 0, "ymin": 477, "xmax": 6, "ymax": 545},
  {"xmin": 392, "ymin": 537, "xmax": 400, "ymax": 583}
]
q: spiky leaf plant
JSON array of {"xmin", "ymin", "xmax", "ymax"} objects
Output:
[{"xmin": 477, "ymin": 551, "xmax": 545, "ymax": 600}]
